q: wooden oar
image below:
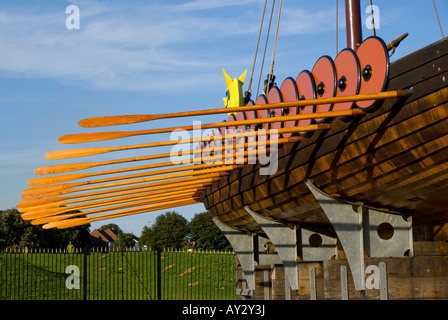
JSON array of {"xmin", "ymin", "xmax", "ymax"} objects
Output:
[
  {"xmin": 18, "ymin": 176, "xmax": 216, "ymax": 208},
  {"xmin": 45, "ymin": 123, "xmax": 330, "ymax": 160},
  {"xmin": 18, "ymin": 182, "xmax": 208, "ymax": 212},
  {"xmin": 35, "ymin": 151, "xmax": 176, "ymax": 175},
  {"xmin": 21, "ymin": 187, "xmax": 203, "ymax": 215},
  {"xmin": 78, "ymin": 89, "xmax": 412, "ymax": 127},
  {"xmin": 40, "ymin": 198, "xmax": 199, "ymax": 229},
  {"xmin": 61, "ymin": 198, "xmax": 200, "ymax": 228},
  {"xmin": 35, "ymin": 136, "xmax": 300, "ymax": 175},
  {"xmin": 23, "ymin": 189, "xmax": 200, "ymax": 220},
  {"xmin": 28, "ymin": 153, "xmax": 255, "ymax": 187},
  {"xmin": 42, "ymin": 198, "xmax": 199, "ymax": 229},
  {"xmin": 20, "ymin": 172, "xmax": 225, "ymax": 201},
  {"xmin": 31, "ymin": 213, "xmax": 81, "ymax": 226},
  {"xmin": 62, "ymin": 108, "xmax": 364, "ymax": 144},
  {"xmin": 28, "ymin": 142, "xmax": 276, "ymax": 186},
  {"xmin": 25, "ymin": 192, "xmax": 201, "ymax": 222},
  {"xmin": 22, "ymin": 165, "xmax": 240, "ymax": 197}
]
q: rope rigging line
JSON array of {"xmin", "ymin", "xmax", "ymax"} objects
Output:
[
  {"xmin": 256, "ymin": 0, "xmax": 276, "ymax": 98},
  {"xmin": 266, "ymin": 0, "xmax": 283, "ymax": 93},
  {"xmin": 336, "ymin": 0, "xmax": 338, "ymax": 55},
  {"xmin": 245, "ymin": 0, "xmax": 268, "ymax": 102},
  {"xmin": 369, "ymin": 0, "xmax": 376, "ymax": 36},
  {"xmin": 432, "ymin": 0, "xmax": 445, "ymax": 38}
]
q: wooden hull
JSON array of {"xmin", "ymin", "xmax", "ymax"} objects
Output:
[{"xmin": 202, "ymin": 37, "xmax": 448, "ymax": 232}]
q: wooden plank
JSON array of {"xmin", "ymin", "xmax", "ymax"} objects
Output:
[
  {"xmin": 206, "ymin": 90, "xmax": 448, "ymax": 227},
  {"xmin": 235, "ymin": 242, "xmax": 448, "ymax": 299},
  {"xmin": 323, "ymin": 255, "xmax": 448, "ymax": 300},
  {"xmin": 433, "ymin": 221, "xmax": 448, "ymax": 241},
  {"xmin": 254, "ymin": 266, "xmax": 271, "ymax": 300},
  {"xmin": 297, "ymin": 262, "xmax": 324, "ymax": 299},
  {"xmin": 391, "ymin": 54, "xmax": 448, "ymax": 90},
  {"xmin": 413, "ymin": 224, "xmax": 435, "ymax": 241},
  {"xmin": 270, "ymin": 265, "xmax": 286, "ymax": 300},
  {"xmin": 215, "ymin": 122, "xmax": 446, "ymax": 225},
  {"xmin": 411, "ymin": 256, "xmax": 448, "ymax": 277},
  {"xmin": 413, "ymin": 241, "xmax": 448, "ymax": 256},
  {"xmin": 389, "ymin": 37, "xmax": 448, "ymax": 79},
  {"xmin": 408, "ymin": 277, "xmax": 448, "ymax": 299}
]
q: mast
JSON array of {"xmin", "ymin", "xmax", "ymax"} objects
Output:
[{"xmin": 345, "ymin": 0, "xmax": 363, "ymax": 50}]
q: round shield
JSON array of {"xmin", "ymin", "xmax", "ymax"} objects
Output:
[
  {"xmin": 334, "ymin": 48, "xmax": 360, "ymax": 113},
  {"xmin": 194, "ymin": 142, "xmax": 204, "ymax": 163},
  {"xmin": 255, "ymin": 95, "xmax": 269, "ymax": 143},
  {"xmin": 219, "ymin": 120, "xmax": 228, "ymax": 137},
  {"xmin": 355, "ymin": 36, "xmax": 389, "ymax": 110},
  {"xmin": 235, "ymin": 109, "xmax": 247, "ymax": 133},
  {"xmin": 255, "ymin": 94, "xmax": 269, "ymax": 130},
  {"xmin": 280, "ymin": 77, "xmax": 299, "ymax": 138},
  {"xmin": 234, "ymin": 110, "xmax": 247, "ymax": 155},
  {"xmin": 295, "ymin": 70, "xmax": 316, "ymax": 137},
  {"xmin": 206, "ymin": 128, "xmax": 222, "ymax": 163},
  {"xmin": 243, "ymin": 100, "xmax": 257, "ymax": 131},
  {"xmin": 311, "ymin": 55, "xmax": 337, "ymax": 122},
  {"xmin": 218, "ymin": 120, "xmax": 230, "ymax": 158},
  {"xmin": 243, "ymin": 100, "xmax": 257, "ymax": 155},
  {"xmin": 227, "ymin": 112, "xmax": 237, "ymax": 132},
  {"xmin": 224, "ymin": 113, "xmax": 237, "ymax": 153},
  {"xmin": 267, "ymin": 86, "xmax": 283, "ymax": 141}
]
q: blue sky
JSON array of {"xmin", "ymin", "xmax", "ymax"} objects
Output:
[{"xmin": 0, "ymin": 0, "xmax": 447, "ymax": 236}]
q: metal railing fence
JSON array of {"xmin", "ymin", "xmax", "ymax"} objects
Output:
[{"xmin": 0, "ymin": 247, "xmax": 237, "ymax": 300}]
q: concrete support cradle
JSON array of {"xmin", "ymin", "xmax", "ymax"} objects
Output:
[
  {"xmin": 212, "ymin": 217, "xmax": 255, "ymax": 295},
  {"xmin": 305, "ymin": 180, "xmax": 413, "ymax": 291},
  {"xmin": 299, "ymin": 225, "xmax": 337, "ymax": 261},
  {"xmin": 213, "ymin": 179, "xmax": 413, "ymax": 296},
  {"xmin": 244, "ymin": 206, "xmax": 299, "ymax": 291}
]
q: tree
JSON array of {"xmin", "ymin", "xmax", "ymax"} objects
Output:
[
  {"xmin": 138, "ymin": 225, "xmax": 153, "ymax": 249},
  {"xmin": 0, "ymin": 209, "xmax": 90, "ymax": 249},
  {"xmin": 139, "ymin": 211, "xmax": 188, "ymax": 249},
  {"xmin": 0, "ymin": 208, "xmax": 33, "ymax": 248},
  {"xmin": 99, "ymin": 223, "xmax": 123, "ymax": 234},
  {"xmin": 189, "ymin": 211, "xmax": 232, "ymax": 250},
  {"xmin": 117, "ymin": 233, "xmax": 135, "ymax": 249}
]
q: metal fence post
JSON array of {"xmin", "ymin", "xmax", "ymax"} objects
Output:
[
  {"xmin": 121, "ymin": 249, "xmax": 124, "ymax": 300},
  {"xmin": 83, "ymin": 247, "xmax": 88, "ymax": 300},
  {"xmin": 157, "ymin": 250, "xmax": 162, "ymax": 300}
]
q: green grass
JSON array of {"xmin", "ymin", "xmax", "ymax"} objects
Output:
[
  {"xmin": 0, "ymin": 251, "xmax": 83, "ymax": 300},
  {"xmin": 0, "ymin": 250, "xmax": 237, "ymax": 300}
]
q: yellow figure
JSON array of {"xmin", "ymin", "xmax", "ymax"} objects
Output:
[{"xmin": 222, "ymin": 69, "xmax": 247, "ymax": 116}]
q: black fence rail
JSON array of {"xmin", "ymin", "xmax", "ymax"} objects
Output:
[{"xmin": 0, "ymin": 247, "xmax": 237, "ymax": 300}]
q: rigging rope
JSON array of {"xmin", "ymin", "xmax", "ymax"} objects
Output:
[
  {"xmin": 245, "ymin": 0, "xmax": 268, "ymax": 102},
  {"xmin": 432, "ymin": 0, "xmax": 445, "ymax": 38},
  {"xmin": 369, "ymin": 0, "xmax": 376, "ymax": 36},
  {"xmin": 336, "ymin": 0, "xmax": 338, "ymax": 55},
  {"xmin": 256, "ymin": 0, "xmax": 276, "ymax": 98},
  {"xmin": 267, "ymin": 0, "xmax": 283, "ymax": 90}
]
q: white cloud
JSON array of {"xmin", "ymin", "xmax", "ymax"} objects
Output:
[
  {"xmin": 168, "ymin": 0, "xmax": 258, "ymax": 12},
  {"xmin": 0, "ymin": 1, "xmax": 260, "ymax": 92},
  {"xmin": 280, "ymin": 7, "xmax": 337, "ymax": 36},
  {"xmin": 0, "ymin": 142, "xmax": 53, "ymax": 176},
  {"xmin": 0, "ymin": 1, "xmax": 342, "ymax": 93}
]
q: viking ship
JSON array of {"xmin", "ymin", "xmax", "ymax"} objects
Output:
[
  {"xmin": 16, "ymin": 0, "xmax": 448, "ymax": 296},
  {"xmin": 205, "ymin": 36, "xmax": 448, "ymax": 232},
  {"xmin": 195, "ymin": 3, "xmax": 448, "ymax": 236}
]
